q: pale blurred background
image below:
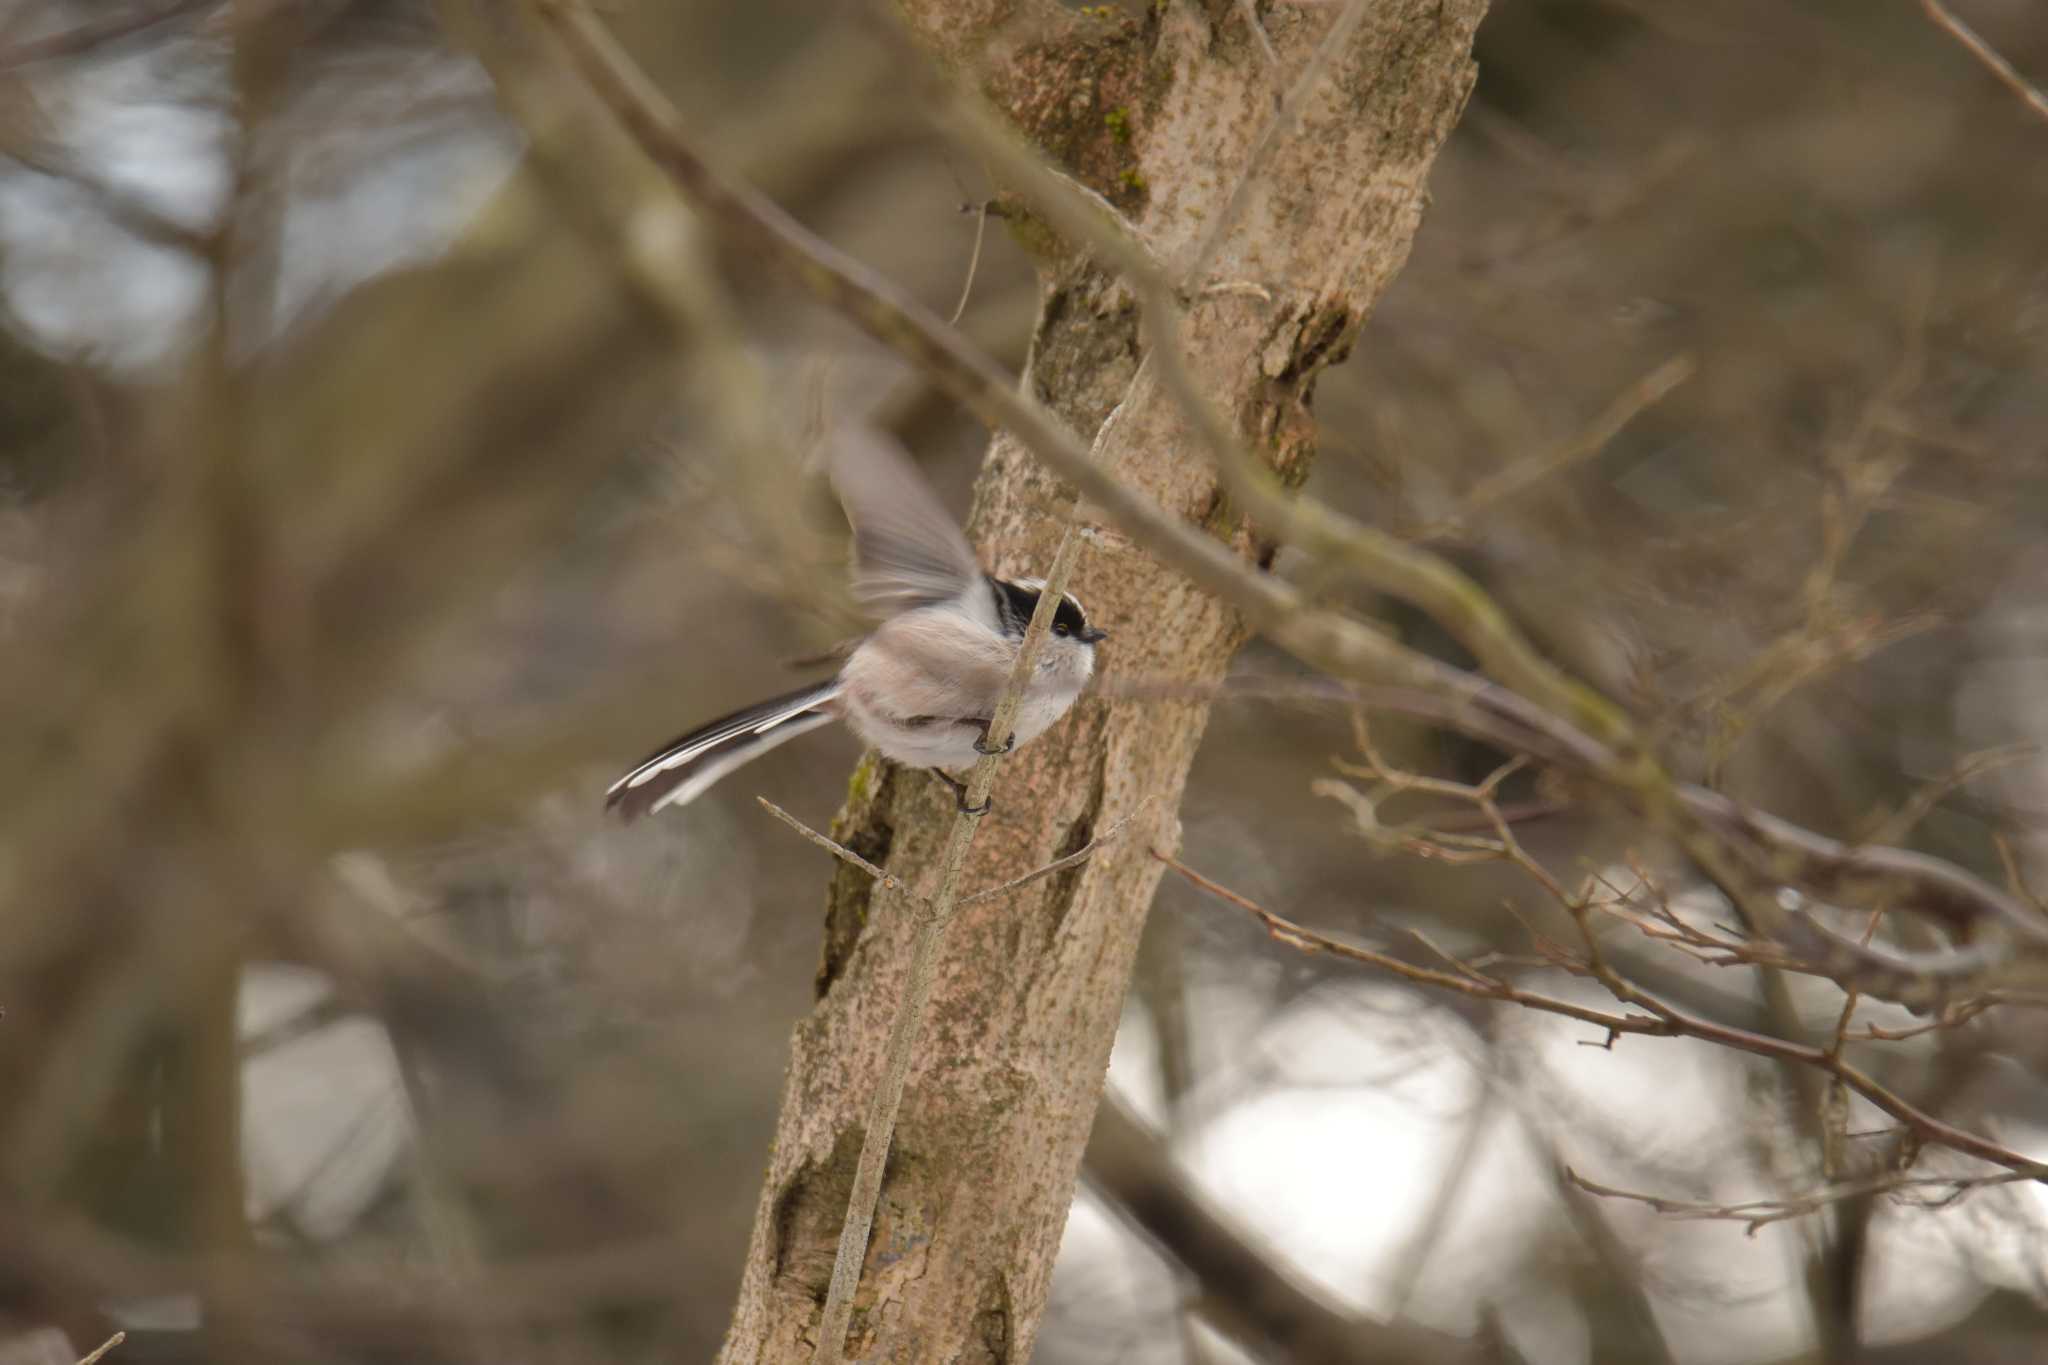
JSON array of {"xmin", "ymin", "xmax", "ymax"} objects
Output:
[{"xmin": 3, "ymin": 2, "xmax": 2047, "ymax": 1362}]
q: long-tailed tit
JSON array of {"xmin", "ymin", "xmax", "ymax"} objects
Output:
[{"xmin": 606, "ymin": 430, "xmax": 1106, "ymax": 819}]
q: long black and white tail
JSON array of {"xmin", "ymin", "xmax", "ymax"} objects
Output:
[{"xmin": 605, "ymin": 682, "xmax": 842, "ymax": 820}]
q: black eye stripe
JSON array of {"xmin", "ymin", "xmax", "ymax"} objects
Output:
[{"xmin": 988, "ymin": 575, "xmax": 1094, "ymax": 637}]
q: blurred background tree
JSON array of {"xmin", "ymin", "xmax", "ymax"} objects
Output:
[{"xmin": 2, "ymin": 2, "xmax": 2047, "ymax": 1364}]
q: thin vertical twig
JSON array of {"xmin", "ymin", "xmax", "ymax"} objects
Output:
[
  {"xmin": 808, "ymin": 333, "xmax": 1153, "ymax": 1356},
  {"xmin": 1233, "ymin": 0, "xmax": 1281, "ymax": 75},
  {"xmin": 948, "ymin": 200, "xmax": 989, "ymax": 326},
  {"xmin": 810, "ymin": 528, "xmax": 1090, "ymax": 1365},
  {"xmin": 1184, "ymin": 0, "xmax": 1371, "ymax": 288},
  {"xmin": 811, "ymin": 322, "xmax": 1143, "ymax": 1365}
]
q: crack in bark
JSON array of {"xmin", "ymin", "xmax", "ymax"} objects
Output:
[
  {"xmin": 967, "ymin": 1271, "xmax": 1014, "ymax": 1364},
  {"xmin": 771, "ymin": 1122, "xmax": 936, "ymax": 1357},
  {"xmin": 771, "ymin": 1125, "xmax": 867, "ymax": 1303},
  {"xmin": 1041, "ymin": 745, "xmax": 1108, "ymax": 952},
  {"xmin": 1022, "ymin": 269, "xmax": 1141, "ymax": 421}
]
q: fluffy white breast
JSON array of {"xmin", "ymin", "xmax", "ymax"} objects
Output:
[{"xmin": 1007, "ymin": 635, "xmax": 1094, "ymax": 748}]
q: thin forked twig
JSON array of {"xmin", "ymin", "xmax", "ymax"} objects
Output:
[
  {"xmin": 759, "ymin": 794, "xmax": 1150, "ymax": 910},
  {"xmin": 1412, "ymin": 354, "xmax": 1695, "ymax": 543},
  {"xmin": 1564, "ymin": 1164, "xmax": 2035, "ymax": 1236},
  {"xmin": 808, "ymin": 544, "xmax": 1085, "ymax": 1365},
  {"xmin": 1861, "ymin": 741, "xmax": 2039, "ymax": 847},
  {"xmin": 1152, "ymin": 850, "xmax": 2048, "ymax": 1184}
]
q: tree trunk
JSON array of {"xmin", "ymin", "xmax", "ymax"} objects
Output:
[{"xmin": 718, "ymin": 3, "xmax": 1488, "ymax": 1359}]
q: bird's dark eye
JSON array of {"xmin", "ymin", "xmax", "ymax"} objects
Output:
[{"xmin": 1053, "ymin": 623, "xmax": 1069, "ymax": 636}]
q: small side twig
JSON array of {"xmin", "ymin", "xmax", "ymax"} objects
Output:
[
  {"xmin": 758, "ymin": 797, "xmax": 916, "ymax": 900},
  {"xmin": 1922, "ymin": 0, "xmax": 2048, "ymax": 124},
  {"xmin": 948, "ymin": 199, "xmax": 989, "ymax": 327},
  {"xmin": 963, "ymin": 798, "xmax": 1157, "ymax": 906},
  {"xmin": 77, "ymin": 1332, "xmax": 126, "ymax": 1365},
  {"xmin": 1860, "ymin": 741, "xmax": 2039, "ymax": 847},
  {"xmin": 1411, "ymin": 355, "xmax": 1694, "ymax": 544},
  {"xmin": 805, "ymin": 524, "xmax": 1088, "ymax": 1365}
]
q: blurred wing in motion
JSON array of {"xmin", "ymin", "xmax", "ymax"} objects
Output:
[
  {"xmin": 827, "ymin": 425, "xmax": 981, "ymax": 617},
  {"xmin": 606, "ymin": 681, "xmax": 842, "ymax": 819}
]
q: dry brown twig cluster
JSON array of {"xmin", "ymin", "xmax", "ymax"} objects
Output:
[{"xmin": 1157, "ymin": 708, "xmax": 2048, "ymax": 1216}]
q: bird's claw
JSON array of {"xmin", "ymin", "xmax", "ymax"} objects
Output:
[{"xmin": 935, "ymin": 771, "xmax": 992, "ymax": 816}]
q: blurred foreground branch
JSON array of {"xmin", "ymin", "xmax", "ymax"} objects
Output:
[
  {"xmin": 760, "ymin": 522, "xmax": 1094, "ymax": 1365},
  {"xmin": 1083, "ymin": 1091, "xmax": 1487, "ymax": 1365},
  {"xmin": 0, "ymin": 0, "xmax": 210, "ymax": 70},
  {"xmin": 1922, "ymin": 0, "xmax": 2048, "ymax": 123}
]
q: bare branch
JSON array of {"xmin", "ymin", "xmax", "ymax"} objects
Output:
[
  {"xmin": 0, "ymin": 147, "xmax": 210, "ymax": 253},
  {"xmin": 757, "ymin": 798, "xmax": 917, "ymax": 902},
  {"xmin": 1153, "ymin": 851, "xmax": 2048, "ymax": 1183},
  {"xmin": 1564, "ymin": 1164, "xmax": 2036, "ymax": 1235},
  {"xmin": 1084, "ymin": 1090, "xmax": 1484, "ymax": 1365},
  {"xmin": 1411, "ymin": 355, "xmax": 1695, "ymax": 544},
  {"xmin": 809, "ymin": 522, "xmax": 1093, "ymax": 1365}
]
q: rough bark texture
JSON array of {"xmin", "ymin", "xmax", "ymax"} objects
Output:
[{"xmin": 718, "ymin": 3, "xmax": 1487, "ymax": 1360}]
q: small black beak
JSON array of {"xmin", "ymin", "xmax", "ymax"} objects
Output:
[{"xmin": 1081, "ymin": 626, "xmax": 1110, "ymax": 644}]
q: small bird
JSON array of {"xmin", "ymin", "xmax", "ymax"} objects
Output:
[{"xmin": 606, "ymin": 429, "xmax": 1107, "ymax": 820}]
